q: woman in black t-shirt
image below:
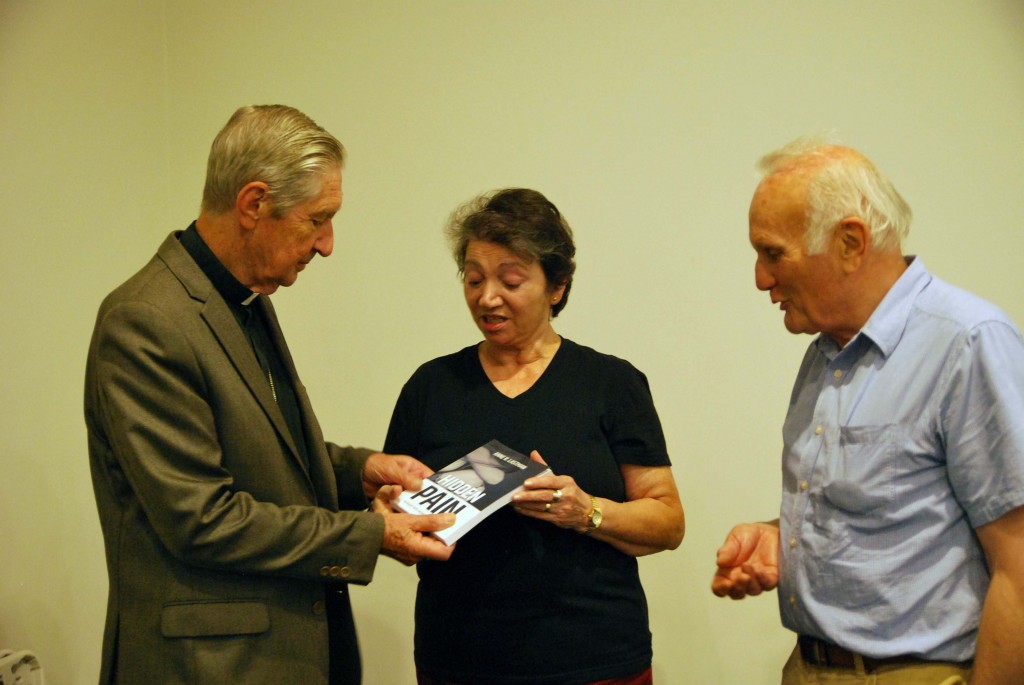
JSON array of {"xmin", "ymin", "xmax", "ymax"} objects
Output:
[{"xmin": 383, "ymin": 188, "xmax": 685, "ymax": 685}]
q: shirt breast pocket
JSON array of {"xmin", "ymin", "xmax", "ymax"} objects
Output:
[
  {"xmin": 811, "ymin": 424, "xmax": 902, "ymax": 613},
  {"xmin": 821, "ymin": 424, "xmax": 897, "ymax": 521}
]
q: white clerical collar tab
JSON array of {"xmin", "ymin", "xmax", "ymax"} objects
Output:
[{"xmin": 242, "ymin": 292, "xmax": 259, "ymax": 306}]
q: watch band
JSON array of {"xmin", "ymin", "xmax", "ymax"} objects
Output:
[{"xmin": 584, "ymin": 495, "xmax": 602, "ymax": 533}]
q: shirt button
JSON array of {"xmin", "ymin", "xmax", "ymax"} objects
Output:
[{"xmin": 834, "ymin": 369, "xmax": 843, "ymax": 379}]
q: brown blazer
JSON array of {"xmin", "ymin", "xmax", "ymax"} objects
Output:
[{"xmin": 84, "ymin": 232, "xmax": 385, "ymax": 685}]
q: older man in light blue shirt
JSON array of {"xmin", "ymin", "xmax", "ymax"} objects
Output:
[{"xmin": 711, "ymin": 137, "xmax": 1024, "ymax": 685}]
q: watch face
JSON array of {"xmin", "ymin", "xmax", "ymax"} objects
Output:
[{"xmin": 591, "ymin": 506, "xmax": 603, "ymax": 529}]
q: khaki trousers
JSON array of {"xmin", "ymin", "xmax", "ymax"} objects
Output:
[{"xmin": 781, "ymin": 645, "xmax": 972, "ymax": 685}]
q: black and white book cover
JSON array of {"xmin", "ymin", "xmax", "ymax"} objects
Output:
[{"xmin": 394, "ymin": 439, "xmax": 552, "ymax": 545}]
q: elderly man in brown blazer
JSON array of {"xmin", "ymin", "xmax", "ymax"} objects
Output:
[{"xmin": 84, "ymin": 105, "xmax": 454, "ymax": 685}]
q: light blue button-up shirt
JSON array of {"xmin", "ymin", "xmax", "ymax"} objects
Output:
[{"xmin": 778, "ymin": 257, "xmax": 1024, "ymax": 661}]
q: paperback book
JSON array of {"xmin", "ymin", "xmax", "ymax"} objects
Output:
[{"xmin": 394, "ymin": 439, "xmax": 552, "ymax": 545}]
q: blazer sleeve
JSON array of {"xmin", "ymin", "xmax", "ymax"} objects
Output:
[
  {"xmin": 327, "ymin": 443, "xmax": 375, "ymax": 510},
  {"xmin": 91, "ymin": 298, "xmax": 384, "ymax": 584}
]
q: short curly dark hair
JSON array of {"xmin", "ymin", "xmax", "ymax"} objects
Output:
[{"xmin": 445, "ymin": 188, "xmax": 576, "ymax": 317}]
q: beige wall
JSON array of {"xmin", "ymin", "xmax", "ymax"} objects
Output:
[{"xmin": 2, "ymin": 1, "xmax": 1023, "ymax": 683}]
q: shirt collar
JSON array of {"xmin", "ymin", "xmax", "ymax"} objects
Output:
[
  {"xmin": 818, "ymin": 256, "xmax": 932, "ymax": 360},
  {"xmin": 178, "ymin": 222, "xmax": 259, "ymax": 306}
]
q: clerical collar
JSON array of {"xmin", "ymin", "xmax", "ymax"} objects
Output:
[{"xmin": 179, "ymin": 222, "xmax": 259, "ymax": 306}]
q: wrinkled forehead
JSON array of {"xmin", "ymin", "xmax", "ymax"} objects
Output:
[{"xmin": 749, "ymin": 171, "xmax": 809, "ymax": 233}]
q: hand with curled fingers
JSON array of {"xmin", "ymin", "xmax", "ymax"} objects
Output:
[
  {"xmin": 511, "ymin": 450, "xmax": 594, "ymax": 533},
  {"xmin": 361, "ymin": 451, "xmax": 435, "ymax": 498},
  {"xmin": 711, "ymin": 521, "xmax": 780, "ymax": 600},
  {"xmin": 372, "ymin": 485, "xmax": 456, "ymax": 565}
]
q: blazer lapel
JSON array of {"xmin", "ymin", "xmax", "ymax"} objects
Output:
[
  {"xmin": 201, "ymin": 300, "xmax": 307, "ymax": 466},
  {"xmin": 157, "ymin": 233, "xmax": 309, "ymax": 477},
  {"xmin": 260, "ymin": 297, "xmax": 338, "ymax": 507}
]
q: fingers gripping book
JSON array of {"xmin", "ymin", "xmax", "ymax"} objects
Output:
[{"xmin": 394, "ymin": 439, "xmax": 552, "ymax": 545}]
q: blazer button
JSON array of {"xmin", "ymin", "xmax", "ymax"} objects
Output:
[
  {"xmin": 320, "ymin": 566, "xmax": 331, "ymax": 577},
  {"xmin": 312, "ymin": 600, "xmax": 326, "ymax": 615}
]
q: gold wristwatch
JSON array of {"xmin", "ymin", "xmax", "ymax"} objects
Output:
[{"xmin": 584, "ymin": 496, "xmax": 602, "ymax": 533}]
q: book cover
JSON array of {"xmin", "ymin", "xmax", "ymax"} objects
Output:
[{"xmin": 394, "ymin": 439, "xmax": 552, "ymax": 545}]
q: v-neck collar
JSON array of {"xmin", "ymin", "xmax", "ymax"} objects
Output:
[{"xmin": 471, "ymin": 337, "xmax": 567, "ymax": 402}]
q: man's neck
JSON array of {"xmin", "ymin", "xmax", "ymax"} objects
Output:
[
  {"xmin": 195, "ymin": 212, "xmax": 253, "ymax": 289},
  {"xmin": 829, "ymin": 251, "xmax": 909, "ymax": 348}
]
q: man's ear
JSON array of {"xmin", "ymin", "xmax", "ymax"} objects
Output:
[
  {"xmin": 236, "ymin": 182, "xmax": 269, "ymax": 230},
  {"xmin": 836, "ymin": 217, "xmax": 869, "ymax": 273}
]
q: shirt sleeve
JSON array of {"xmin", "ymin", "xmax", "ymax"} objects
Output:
[
  {"xmin": 602, "ymin": 359, "xmax": 671, "ymax": 468},
  {"xmin": 943, "ymin": 319, "xmax": 1024, "ymax": 528}
]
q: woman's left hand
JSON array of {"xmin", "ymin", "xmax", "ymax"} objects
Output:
[{"xmin": 512, "ymin": 450, "xmax": 594, "ymax": 533}]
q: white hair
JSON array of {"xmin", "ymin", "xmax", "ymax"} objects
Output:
[{"xmin": 757, "ymin": 134, "xmax": 912, "ymax": 254}]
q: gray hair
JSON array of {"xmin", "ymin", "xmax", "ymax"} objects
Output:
[
  {"xmin": 757, "ymin": 135, "xmax": 912, "ymax": 254},
  {"xmin": 201, "ymin": 105, "xmax": 346, "ymax": 217}
]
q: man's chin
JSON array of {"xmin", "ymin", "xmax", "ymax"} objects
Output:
[
  {"xmin": 783, "ymin": 314, "xmax": 816, "ymax": 336},
  {"xmin": 253, "ymin": 281, "xmax": 285, "ymax": 295},
  {"xmin": 273, "ymin": 274, "xmax": 300, "ymax": 291}
]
